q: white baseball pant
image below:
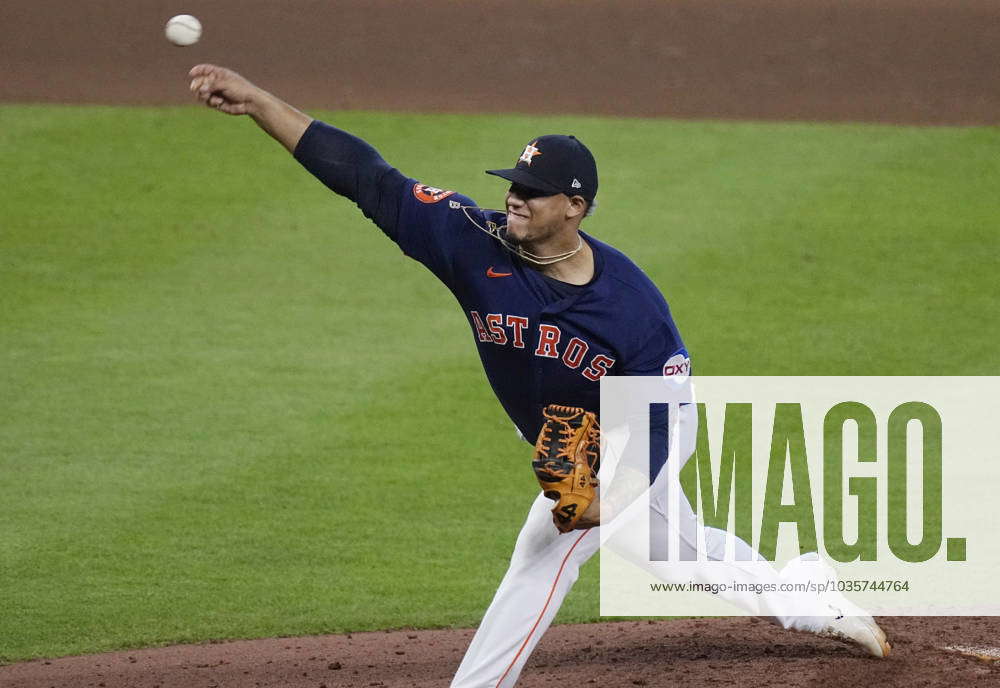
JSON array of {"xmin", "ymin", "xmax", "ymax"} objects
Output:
[{"xmin": 452, "ymin": 404, "xmax": 829, "ymax": 688}]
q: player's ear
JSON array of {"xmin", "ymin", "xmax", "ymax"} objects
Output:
[{"xmin": 565, "ymin": 195, "xmax": 587, "ymax": 221}]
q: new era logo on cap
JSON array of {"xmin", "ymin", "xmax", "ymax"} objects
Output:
[{"xmin": 485, "ymin": 134, "xmax": 599, "ymax": 201}]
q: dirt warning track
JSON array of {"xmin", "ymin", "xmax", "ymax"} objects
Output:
[{"xmin": 2, "ymin": 0, "xmax": 998, "ymax": 124}]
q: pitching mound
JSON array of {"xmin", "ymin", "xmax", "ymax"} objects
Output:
[{"xmin": 3, "ymin": 617, "xmax": 999, "ymax": 687}]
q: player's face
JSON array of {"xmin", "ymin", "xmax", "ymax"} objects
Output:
[{"xmin": 504, "ymin": 184, "xmax": 570, "ymax": 244}]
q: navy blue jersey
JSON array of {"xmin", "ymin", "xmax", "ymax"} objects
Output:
[
  {"xmin": 293, "ymin": 121, "xmax": 689, "ymax": 478},
  {"xmin": 392, "ymin": 182, "xmax": 688, "ymax": 444}
]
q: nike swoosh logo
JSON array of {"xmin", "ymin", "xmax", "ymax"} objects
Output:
[{"xmin": 486, "ymin": 267, "xmax": 513, "ymax": 278}]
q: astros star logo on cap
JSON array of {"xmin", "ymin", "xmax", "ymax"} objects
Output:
[{"xmin": 518, "ymin": 141, "xmax": 542, "ymax": 166}]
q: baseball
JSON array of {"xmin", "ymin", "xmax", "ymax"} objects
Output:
[{"xmin": 164, "ymin": 14, "xmax": 202, "ymax": 47}]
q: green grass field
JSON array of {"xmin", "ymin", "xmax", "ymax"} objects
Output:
[{"xmin": 1, "ymin": 105, "xmax": 997, "ymax": 663}]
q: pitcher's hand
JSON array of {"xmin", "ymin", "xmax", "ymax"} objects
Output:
[{"xmin": 189, "ymin": 64, "xmax": 262, "ymax": 116}]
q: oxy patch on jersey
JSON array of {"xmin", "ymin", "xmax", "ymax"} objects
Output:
[
  {"xmin": 469, "ymin": 310, "xmax": 616, "ymax": 381},
  {"xmin": 412, "ymin": 183, "xmax": 456, "ymax": 204},
  {"xmin": 662, "ymin": 352, "xmax": 691, "ymax": 382}
]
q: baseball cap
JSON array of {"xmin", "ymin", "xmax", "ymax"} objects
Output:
[{"xmin": 486, "ymin": 135, "xmax": 598, "ymax": 202}]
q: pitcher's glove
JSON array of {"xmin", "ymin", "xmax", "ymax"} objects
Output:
[{"xmin": 532, "ymin": 404, "xmax": 601, "ymax": 533}]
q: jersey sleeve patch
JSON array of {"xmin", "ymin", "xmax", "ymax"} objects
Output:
[
  {"xmin": 662, "ymin": 352, "xmax": 691, "ymax": 381},
  {"xmin": 412, "ymin": 182, "xmax": 456, "ymax": 204}
]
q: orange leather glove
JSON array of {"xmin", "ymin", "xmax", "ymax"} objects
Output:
[{"xmin": 532, "ymin": 404, "xmax": 600, "ymax": 532}]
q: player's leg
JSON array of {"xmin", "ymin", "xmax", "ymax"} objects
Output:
[
  {"xmin": 602, "ymin": 403, "xmax": 888, "ymax": 656},
  {"xmin": 451, "ymin": 491, "xmax": 599, "ymax": 688},
  {"xmin": 600, "ymin": 404, "xmax": 782, "ymax": 614},
  {"xmin": 639, "ymin": 404, "xmax": 889, "ymax": 655},
  {"xmin": 647, "ymin": 476, "xmax": 823, "ymax": 624},
  {"xmin": 649, "ymin": 492, "xmax": 889, "ymax": 655}
]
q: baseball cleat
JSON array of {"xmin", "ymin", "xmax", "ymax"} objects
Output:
[
  {"xmin": 778, "ymin": 553, "xmax": 891, "ymax": 658},
  {"xmin": 818, "ymin": 609, "xmax": 891, "ymax": 658}
]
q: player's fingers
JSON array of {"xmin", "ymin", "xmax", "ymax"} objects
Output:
[
  {"xmin": 188, "ymin": 63, "xmax": 217, "ymax": 78},
  {"xmin": 193, "ymin": 84, "xmax": 212, "ymax": 104},
  {"xmin": 197, "ymin": 76, "xmax": 217, "ymax": 98},
  {"xmin": 208, "ymin": 94, "xmax": 224, "ymax": 108}
]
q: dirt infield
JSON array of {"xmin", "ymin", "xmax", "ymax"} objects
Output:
[
  {"xmin": 3, "ymin": 0, "xmax": 999, "ymax": 124},
  {"xmin": 3, "ymin": 617, "xmax": 1000, "ymax": 688},
  {"xmin": 4, "ymin": 0, "xmax": 1000, "ymax": 686}
]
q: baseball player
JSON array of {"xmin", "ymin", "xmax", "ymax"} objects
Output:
[{"xmin": 188, "ymin": 64, "xmax": 891, "ymax": 687}]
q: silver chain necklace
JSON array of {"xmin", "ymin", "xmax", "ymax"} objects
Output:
[{"xmin": 460, "ymin": 205, "xmax": 584, "ymax": 266}]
